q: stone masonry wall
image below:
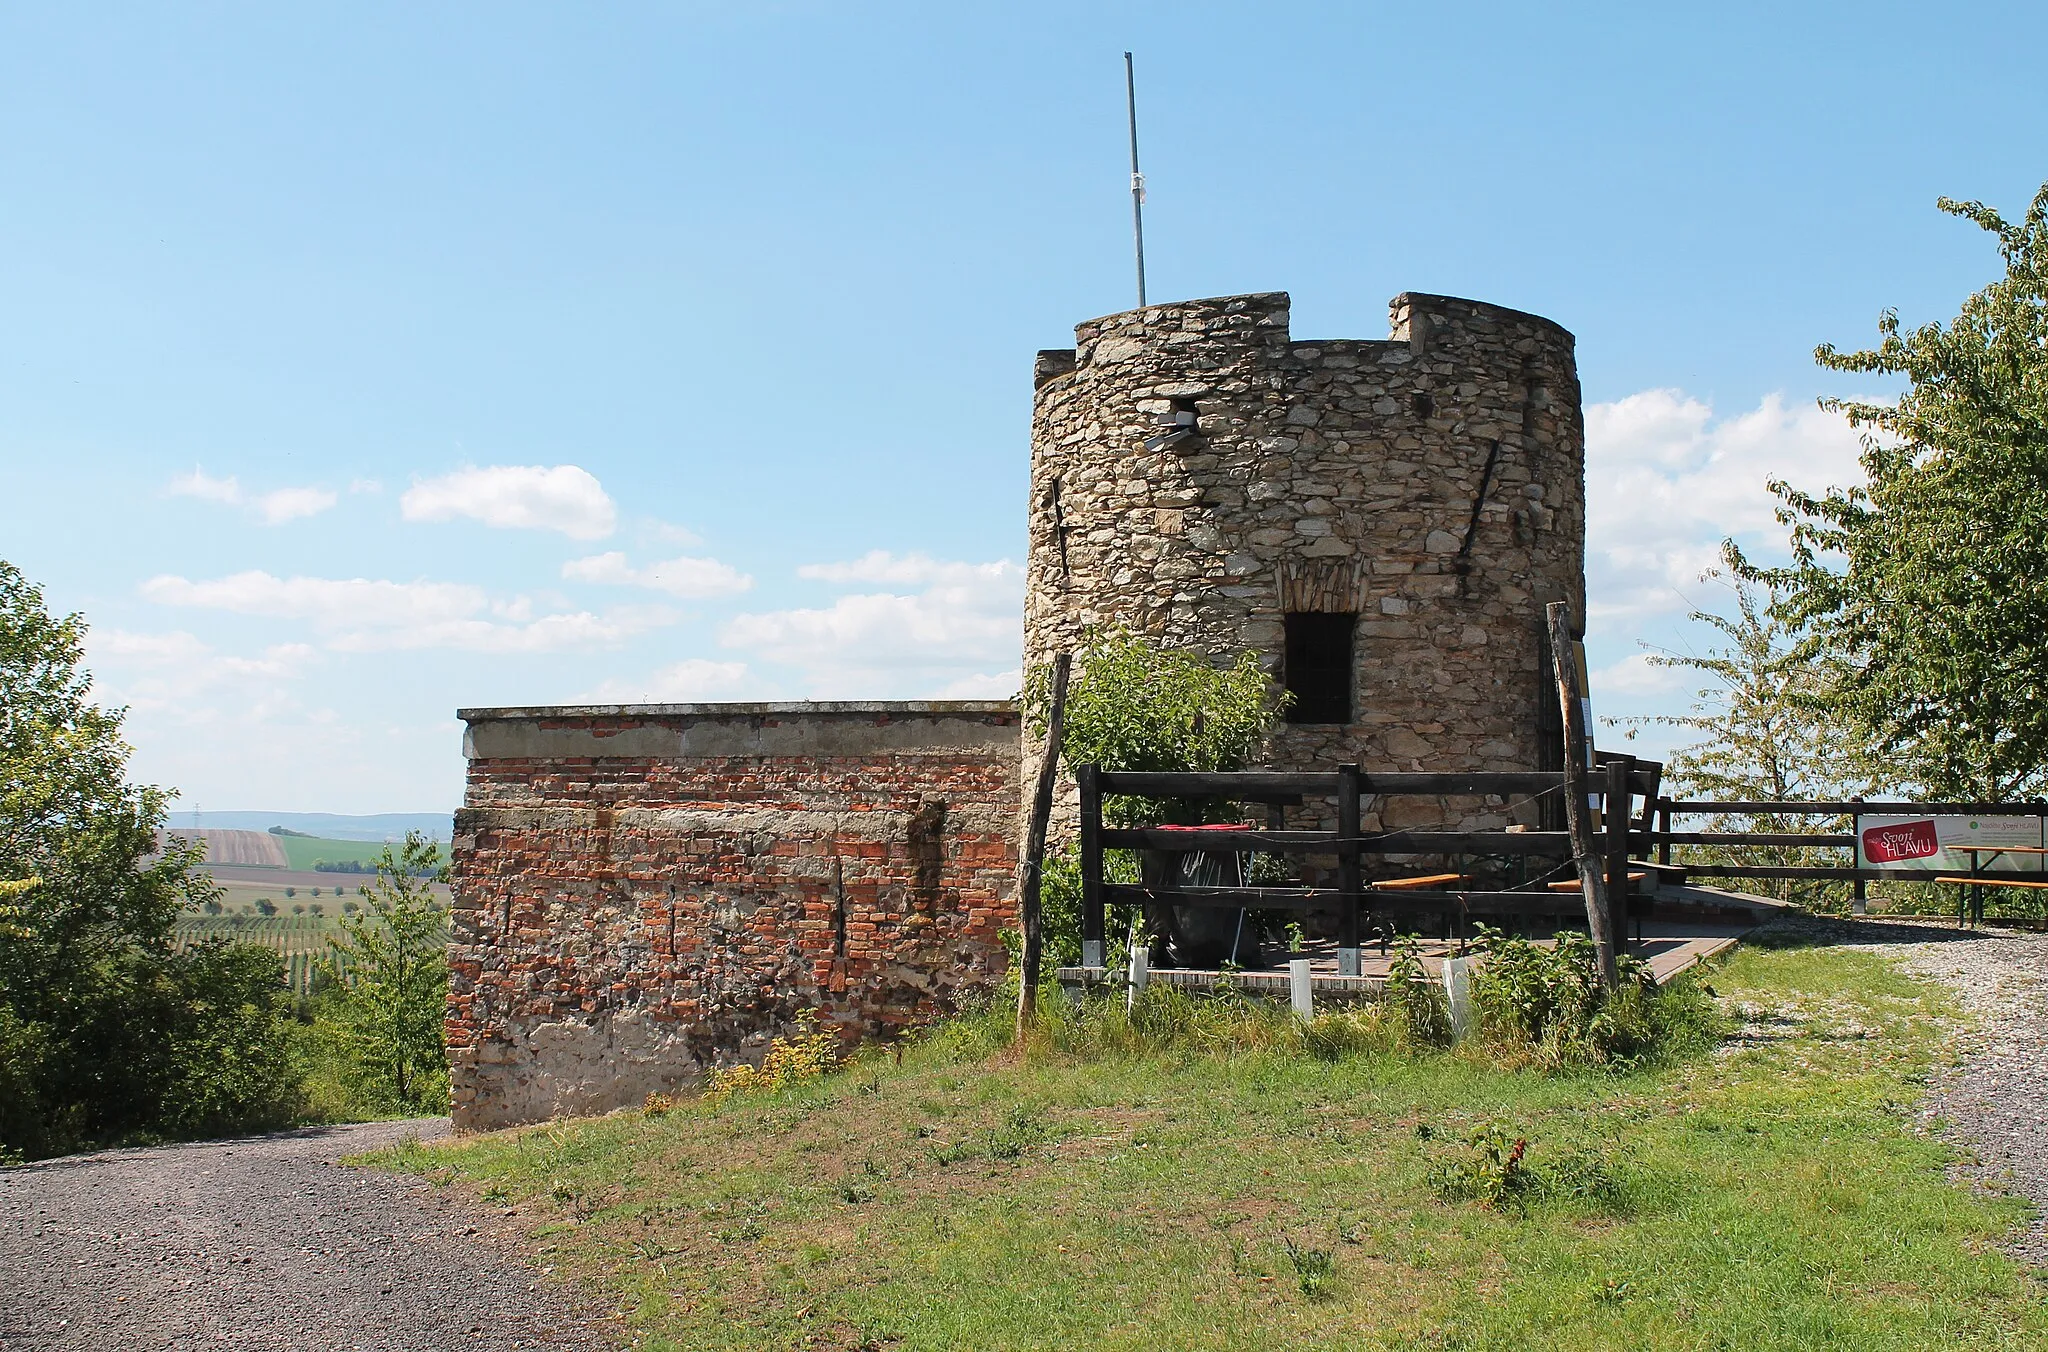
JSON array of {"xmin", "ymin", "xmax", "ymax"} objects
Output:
[
  {"xmin": 448, "ymin": 703, "xmax": 1020, "ymax": 1131},
  {"xmin": 1024, "ymin": 291, "xmax": 1584, "ymax": 836}
]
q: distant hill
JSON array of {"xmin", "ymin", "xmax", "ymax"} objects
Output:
[{"xmin": 167, "ymin": 811, "xmax": 453, "ymax": 842}]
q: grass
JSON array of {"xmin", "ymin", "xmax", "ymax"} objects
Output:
[
  {"xmin": 270, "ymin": 834, "xmax": 437, "ymax": 872},
  {"xmin": 363, "ymin": 939, "xmax": 2046, "ymax": 1350}
]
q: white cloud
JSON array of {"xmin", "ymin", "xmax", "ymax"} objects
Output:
[
  {"xmin": 88, "ymin": 629, "xmax": 315, "ymax": 726},
  {"xmin": 643, "ymin": 520, "xmax": 704, "ymax": 547},
  {"xmin": 168, "ymin": 468, "xmax": 243, "ymax": 504},
  {"xmin": 933, "ymin": 668, "xmax": 1023, "ymax": 699},
  {"xmin": 400, "ymin": 464, "xmax": 616, "ymax": 539},
  {"xmin": 254, "ymin": 486, "xmax": 338, "ymax": 524},
  {"xmin": 1588, "ymin": 652, "xmax": 1685, "ymax": 698},
  {"xmin": 795, "ymin": 551, "xmax": 1013, "ymax": 588},
  {"xmin": 722, "ymin": 553, "xmax": 1023, "ymax": 695},
  {"xmin": 166, "ymin": 466, "xmax": 338, "ymax": 524},
  {"xmin": 1585, "ymin": 390, "xmax": 1864, "ymax": 626},
  {"xmin": 562, "ymin": 551, "xmax": 753, "ymax": 598},
  {"xmin": 578, "ymin": 657, "xmax": 755, "ymax": 704},
  {"xmin": 139, "ymin": 569, "xmax": 671, "ymax": 653}
]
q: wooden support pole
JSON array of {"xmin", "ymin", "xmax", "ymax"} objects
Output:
[
  {"xmin": 1546, "ymin": 601, "xmax": 1618, "ymax": 989},
  {"xmin": 1337, "ymin": 763, "xmax": 1362, "ymax": 976},
  {"xmin": 1078, "ymin": 764, "xmax": 1105, "ymax": 969},
  {"xmin": 1015, "ymin": 652, "xmax": 1071, "ymax": 1039},
  {"xmin": 1605, "ymin": 757, "xmax": 1633, "ymax": 953}
]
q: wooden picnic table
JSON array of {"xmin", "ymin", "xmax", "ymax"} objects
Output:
[{"xmin": 1939, "ymin": 845, "xmax": 2048, "ymax": 926}]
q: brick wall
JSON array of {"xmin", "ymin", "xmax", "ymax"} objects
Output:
[{"xmin": 448, "ymin": 702, "xmax": 1021, "ymax": 1131}]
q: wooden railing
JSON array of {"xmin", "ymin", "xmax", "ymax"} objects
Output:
[{"xmin": 1075, "ymin": 762, "xmax": 1663, "ymax": 975}]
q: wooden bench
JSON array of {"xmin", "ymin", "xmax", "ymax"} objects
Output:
[
  {"xmin": 1934, "ymin": 875, "xmax": 2048, "ymax": 927},
  {"xmin": 1371, "ymin": 873, "xmax": 1471, "ymax": 890},
  {"xmin": 1546, "ymin": 871, "xmax": 1648, "ymax": 892}
]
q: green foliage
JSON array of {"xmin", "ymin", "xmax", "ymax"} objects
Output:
[
  {"xmin": 1426, "ymin": 1123, "xmax": 1537, "ymax": 1209},
  {"xmin": 0, "ymin": 560, "xmax": 300, "ymax": 1158},
  {"xmin": 152, "ymin": 940, "xmax": 304, "ymax": 1139},
  {"xmin": 1280, "ymin": 1234, "xmax": 1337, "ymax": 1300},
  {"xmin": 1385, "ymin": 934, "xmax": 1454, "ymax": 1047},
  {"xmin": 1425, "ymin": 1124, "xmax": 1634, "ymax": 1215},
  {"xmin": 1740, "ymin": 182, "xmax": 2048, "ymax": 798},
  {"xmin": 369, "ymin": 943, "xmax": 2048, "ymax": 1350},
  {"xmin": 1026, "ymin": 627, "xmax": 1284, "ymax": 825},
  {"xmin": 1469, "ymin": 925, "xmax": 1720, "ymax": 1070},
  {"xmin": 702, "ymin": 1012, "xmax": 840, "ymax": 1107},
  {"xmin": 319, "ymin": 831, "xmax": 449, "ymax": 1111},
  {"xmin": 1615, "ymin": 562, "xmax": 1870, "ymax": 907}
]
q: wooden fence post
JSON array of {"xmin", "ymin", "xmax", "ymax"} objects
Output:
[
  {"xmin": 1015, "ymin": 652, "xmax": 1071, "ymax": 1040},
  {"xmin": 1545, "ymin": 601, "xmax": 1618, "ymax": 989},
  {"xmin": 1605, "ymin": 757, "xmax": 1633, "ymax": 953},
  {"xmin": 1078, "ymin": 764, "xmax": 1105, "ymax": 969},
  {"xmin": 1337, "ymin": 763, "xmax": 1362, "ymax": 977}
]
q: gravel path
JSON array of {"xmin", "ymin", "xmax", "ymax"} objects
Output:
[
  {"xmin": 1818, "ymin": 918, "xmax": 2048, "ymax": 1264},
  {"xmin": 0, "ymin": 1119, "xmax": 613, "ymax": 1352},
  {"xmin": 1883, "ymin": 928, "xmax": 2048, "ymax": 1264}
]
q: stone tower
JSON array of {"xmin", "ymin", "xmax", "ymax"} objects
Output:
[{"xmin": 1024, "ymin": 291, "xmax": 1585, "ymax": 819}]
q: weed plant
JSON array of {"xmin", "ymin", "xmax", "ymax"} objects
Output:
[
  {"xmin": 701, "ymin": 1012, "xmax": 840, "ymax": 1106},
  {"xmin": 1469, "ymin": 926, "xmax": 1721, "ymax": 1070}
]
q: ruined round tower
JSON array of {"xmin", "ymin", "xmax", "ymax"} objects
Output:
[{"xmin": 1024, "ymin": 292, "xmax": 1585, "ymax": 817}]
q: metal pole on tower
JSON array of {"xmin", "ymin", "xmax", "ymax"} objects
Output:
[{"xmin": 1124, "ymin": 51, "xmax": 1147, "ymax": 309}]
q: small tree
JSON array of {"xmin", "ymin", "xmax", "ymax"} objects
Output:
[
  {"xmin": 1614, "ymin": 556, "xmax": 1874, "ymax": 907},
  {"xmin": 1024, "ymin": 629, "xmax": 1287, "ymax": 965},
  {"xmin": 320, "ymin": 831, "xmax": 448, "ymax": 1109},
  {"xmin": 0, "ymin": 560, "xmax": 295, "ymax": 1157},
  {"xmin": 1028, "ymin": 627, "xmax": 1285, "ymax": 826}
]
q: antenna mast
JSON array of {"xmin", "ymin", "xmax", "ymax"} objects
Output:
[{"xmin": 1124, "ymin": 51, "xmax": 1147, "ymax": 309}]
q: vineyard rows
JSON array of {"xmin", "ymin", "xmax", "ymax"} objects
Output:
[{"xmin": 173, "ymin": 914, "xmax": 338, "ymax": 996}]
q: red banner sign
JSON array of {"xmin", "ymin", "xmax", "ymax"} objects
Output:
[{"xmin": 1862, "ymin": 819, "xmax": 1941, "ymax": 863}]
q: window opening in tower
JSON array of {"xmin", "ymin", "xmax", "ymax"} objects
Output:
[{"xmin": 1283, "ymin": 612, "xmax": 1355, "ymax": 725}]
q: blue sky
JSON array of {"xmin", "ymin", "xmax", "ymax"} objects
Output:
[{"xmin": 2, "ymin": 2, "xmax": 2042, "ymax": 814}]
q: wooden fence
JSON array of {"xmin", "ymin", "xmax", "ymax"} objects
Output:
[
  {"xmin": 1647, "ymin": 797, "xmax": 2048, "ymax": 924},
  {"xmin": 1076, "ymin": 757, "xmax": 2048, "ymax": 965},
  {"xmin": 1075, "ymin": 760, "xmax": 1665, "ymax": 974}
]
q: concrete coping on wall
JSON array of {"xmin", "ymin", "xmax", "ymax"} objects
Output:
[
  {"xmin": 458, "ymin": 700, "xmax": 1017, "ymax": 722},
  {"xmin": 458, "ymin": 700, "xmax": 1022, "ymax": 762}
]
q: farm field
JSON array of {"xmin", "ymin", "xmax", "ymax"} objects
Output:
[
  {"xmin": 374, "ymin": 935, "xmax": 2048, "ymax": 1351},
  {"xmin": 159, "ymin": 828, "xmax": 287, "ymax": 868},
  {"xmin": 172, "ymin": 913, "xmax": 340, "ymax": 994},
  {"xmin": 159, "ymin": 827, "xmax": 450, "ymax": 874},
  {"xmin": 270, "ymin": 833, "xmax": 447, "ymax": 873}
]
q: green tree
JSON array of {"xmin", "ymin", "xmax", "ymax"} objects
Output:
[
  {"xmin": 0, "ymin": 560, "xmax": 299, "ymax": 1158},
  {"xmin": 1027, "ymin": 627, "xmax": 1286, "ymax": 826},
  {"xmin": 1024, "ymin": 629, "xmax": 1287, "ymax": 966},
  {"xmin": 1614, "ymin": 557, "xmax": 1873, "ymax": 906},
  {"xmin": 320, "ymin": 831, "xmax": 448, "ymax": 1109},
  {"xmin": 1742, "ymin": 182, "xmax": 2048, "ymax": 799}
]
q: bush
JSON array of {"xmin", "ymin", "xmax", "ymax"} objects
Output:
[
  {"xmin": 156, "ymin": 941, "xmax": 303, "ymax": 1139},
  {"xmin": 1426, "ymin": 1124, "xmax": 1637, "ymax": 1214},
  {"xmin": 1470, "ymin": 926, "xmax": 1720, "ymax": 1069},
  {"xmin": 703, "ymin": 1012, "xmax": 840, "ymax": 1106}
]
